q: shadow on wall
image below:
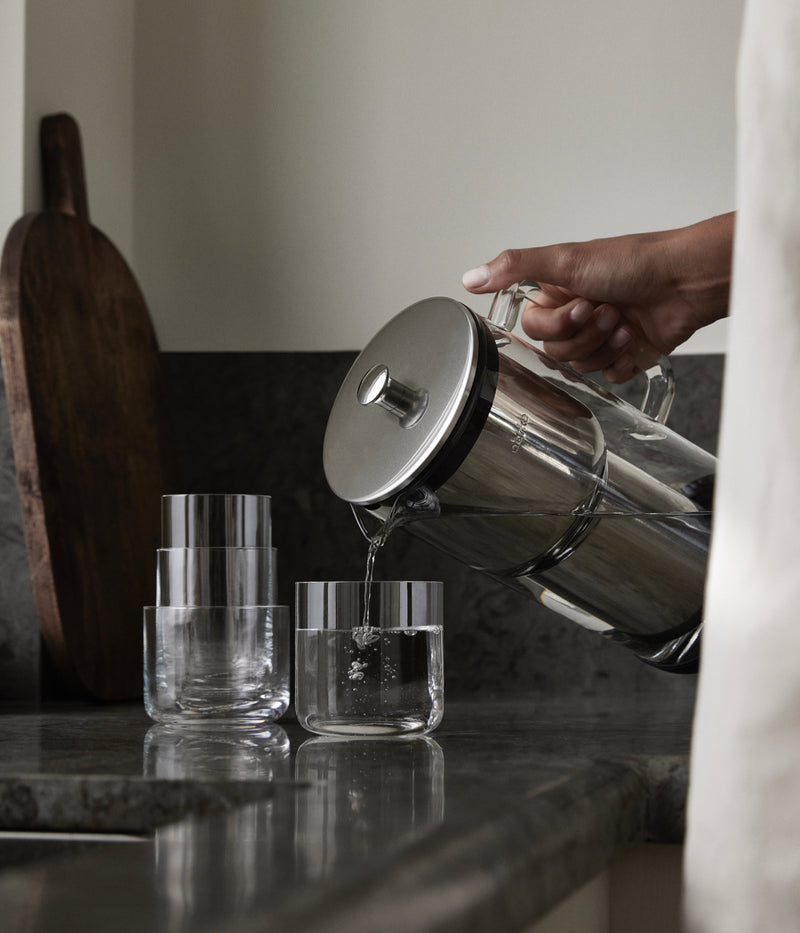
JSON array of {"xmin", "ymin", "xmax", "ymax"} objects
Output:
[{"xmin": 162, "ymin": 351, "xmax": 724, "ymax": 700}]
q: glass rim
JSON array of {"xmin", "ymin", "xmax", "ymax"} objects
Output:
[
  {"xmin": 295, "ymin": 624, "xmax": 443, "ymax": 631},
  {"xmin": 295, "ymin": 580, "xmax": 443, "ymax": 587},
  {"xmin": 144, "ymin": 604, "xmax": 290, "ymax": 612},
  {"xmin": 161, "ymin": 493, "xmax": 272, "ymax": 501},
  {"xmin": 157, "ymin": 546, "xmax": 277, "ymax": 553}
]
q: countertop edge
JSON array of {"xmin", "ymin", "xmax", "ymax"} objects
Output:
[{"xmin": 228, "ymin": 759, "xmax": 652, "ymax": 933}]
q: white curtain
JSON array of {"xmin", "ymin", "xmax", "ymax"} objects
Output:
[{"xmin": 683, "ymin": 0, "xmax": 800, "ymax": 929}]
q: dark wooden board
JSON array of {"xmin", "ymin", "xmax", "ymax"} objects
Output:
[{"xmin": 0, "ymin": 113, "xmax": 181, "ymax": 700}]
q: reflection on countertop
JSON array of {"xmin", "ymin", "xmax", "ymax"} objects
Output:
[
  {"xmin": 0, "ymin": 694, "xmax": 694, "ymax": 932},
  {"xmin": 295, "ymin": 736, "xmax": 445, "ymax": 883},
  {"xmin": 144, "ymin": 722, "xmax": 292, "ymax": 781}
]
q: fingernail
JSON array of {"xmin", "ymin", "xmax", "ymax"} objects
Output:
[
  {"xmin": 570, "ymin": 300, "xmax": 593, "ymax": 325},
  {"xmin": 596, "ymin": 305, "xmax": 619, "ymax": 331},
  {"xmin": 462, "ymin": 265, "xmax": 490, "ymax": 289},
  {"xmin": 608, "ymin": 326, "xmax": 633, "ymax": 350}
]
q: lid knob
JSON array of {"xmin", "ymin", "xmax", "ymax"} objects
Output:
[{"xmin": 357, "ymin": 364, "xmax": 428, "ymax": 428}]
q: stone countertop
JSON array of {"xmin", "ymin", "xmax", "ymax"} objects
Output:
[{"xmin": 0, "ymin": 694, "xmax": 694, "ymax": 932}]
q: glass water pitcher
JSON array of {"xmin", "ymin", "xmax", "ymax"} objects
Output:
[{"xmin": 323, "ymin": 284, "xmax": 714, "ymax": 672}]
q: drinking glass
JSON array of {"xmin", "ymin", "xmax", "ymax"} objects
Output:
[
  {"xmin": 295, "ymin": 581, "xmax": 443, "ymax": 736},
  {"xmin": 156, "ymin": 547, "xmax": 277, "ymax": 607},
  {"xmin": 162, "ymin": 493, "xmax": 272, "ymax": 548},
  {"xmin": 144, "ymin": 605, "xmax": 290, "ymax": 724}
]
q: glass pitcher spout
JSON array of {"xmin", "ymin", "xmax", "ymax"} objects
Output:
[{"xmin": 352, "ymin": 487, "xmax": 442, "ymax": 546}]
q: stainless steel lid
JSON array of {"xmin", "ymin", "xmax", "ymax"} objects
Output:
[{"xmin": 323, "ymin": 297, "xmax": 485, "ymax": 506}]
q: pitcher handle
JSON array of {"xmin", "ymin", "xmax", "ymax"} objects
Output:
[
  {"xmin": 639, "ymin": 357, "xmax": 675, "ymax": 423},
  {"xmin": 487, "ymin": 282, "xmax": 675, "ymax": 424}
]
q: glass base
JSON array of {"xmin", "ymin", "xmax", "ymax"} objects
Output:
[
  {"xmin": 298, "ymin": 714, "xmax": 441, "ymax": 737},
  {"xmin": 145, "ymin": 697, "xmax": 289, "ymax": 727}
]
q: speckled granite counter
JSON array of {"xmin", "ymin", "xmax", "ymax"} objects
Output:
[{"xmin": 0, "ymin": 695, "xmax": 694, "ymax": 932}]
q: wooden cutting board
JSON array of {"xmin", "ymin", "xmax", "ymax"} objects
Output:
[{"xmin": 0, "ymin": 113, "xmax": 181, "ymax": 700}]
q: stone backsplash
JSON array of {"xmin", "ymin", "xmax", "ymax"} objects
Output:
[
  {"xmin": 0, "ymin": 351, "xmax": 724, "ymax": 701},
  {"xmin": 163, "ymin": 351, "xmax": 724, "ymax": 700}
]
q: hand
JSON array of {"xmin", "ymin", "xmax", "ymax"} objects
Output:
[{"xmin": 462, "ymin": 213, "xmax": 734, "ymax": 382}]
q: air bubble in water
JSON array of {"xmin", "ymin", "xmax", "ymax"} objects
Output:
[{"xmin": 348, "ymin": 660, "xmax": 368, "ymax": 682}]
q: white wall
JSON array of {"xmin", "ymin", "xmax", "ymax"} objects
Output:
[
  {"xmin": 4, "ymin": 1, "xmax": 743, "ymax": 354},
  {"xmin": 133, "ymin": 0, "xmax": 743, "ymax": 353}
]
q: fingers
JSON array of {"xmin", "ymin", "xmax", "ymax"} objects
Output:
[
  {"xmin": 462, "ymin": 245, "xmax": 577, "ymax": 295},
  {"xmin": 462, "ymin": 246, "xmax": 662, "ymax": 383},
  {"xmin": 520, "ymin": 297, "xmax": 659, "ymax": 384},
  {"xmin": 519, "ymin": 297, "xmax": 594, "ymax": 341},
  {"xmin": 522, "ymin": 298, "xmax": 632, "ymax": 367},
  {"xmin": 602, "ymin": 342, "xmax": 661, "ymax": 383}
]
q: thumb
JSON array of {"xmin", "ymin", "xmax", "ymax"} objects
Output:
[{"xmin": 462, "ymin": 246, "xmax": 575, "ymax": 295}]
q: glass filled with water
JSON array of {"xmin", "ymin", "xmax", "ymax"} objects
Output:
[{"xmin": 295, "ymin": 581, "xmax": 444, "ymax": 736}]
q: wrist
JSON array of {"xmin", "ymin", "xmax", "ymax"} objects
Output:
[{"xmin": 666, "ymin": 213, "xmax": 734, "ymax": 326}]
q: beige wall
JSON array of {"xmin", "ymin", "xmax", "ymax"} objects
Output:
[
  {"xmin": 133, "ymin": 0, "xmax": 741, "ymax": 353},
  {"xmin": 0, "ymin": 0, "xmax": 26, "ymax": 242},
  {"xmin": 3, "ymin": 1, "xmax": 743, "ymax": 353},
  {"xmin": 23, "ymin": 0, "xmax": 136, "ymax": 260}
]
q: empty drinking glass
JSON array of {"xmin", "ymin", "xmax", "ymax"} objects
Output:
[
  {"xmin": 155, "ymin": 547, "xmax": 277, "ymax": 607},
  {"xmin": 144, "ymin": 604, "xmax": 290, "ymax": 724},
  {"xmin": 161, "ymin": 494, "xmax": 272, "ymax": 548}
]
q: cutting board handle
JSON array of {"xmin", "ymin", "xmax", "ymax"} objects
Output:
[{"xmin": 40, "ymin": 113, "xmax": 89, "ymax": 225}]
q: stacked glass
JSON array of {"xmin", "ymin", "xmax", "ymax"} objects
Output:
[{"xmin": 144, "ymin": 494, "xmax": 290, "ymax": 725}]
